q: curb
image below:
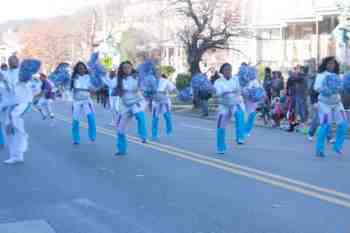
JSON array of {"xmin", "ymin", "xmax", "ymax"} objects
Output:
[{"xmin": 172, "ymin": 109, "xmax": 350, "ymax": 139}]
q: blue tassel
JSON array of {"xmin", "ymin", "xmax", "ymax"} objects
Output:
[
  {"xmin": 316, "ymin": 123, "xmax": 330, "ymax": 156},
  {"xmin": 87, "ymin": 114, "xmax": 96, "ymax": 142},
  {"xmin": 135, "ymin": 112, "xmax": 147, "ymax": 141},
  {"xmin": 72, "ymin": 120, "xmax": 80, "ymax": 144},
  {"xmin": 116, "ymin": 133, "xmax": 127, "ymax": 155},
  {"xmin": 245, "ymin": 112, "xmax": 257, "ymax": 137},
  {"xmin": 0, "ymin": 123, "xmax": 5, "ymax": 146},
  {"xmin": 216, "ymin": 128, "xmax": 226, "ymax": 154},
  {"xmin": 152, "ymin": 116, "xmax": 159, "ymax": 139},
  {"xmin": 163, "ymin": 112, "xmax": 173, "ymax": 135},
  {"xmin": 234, "ymin": 107, "xmax": 245, "ymax": 144},
  {"xmin": 333, "ymin": 121, "xmax": 348, "ymax": 152}
]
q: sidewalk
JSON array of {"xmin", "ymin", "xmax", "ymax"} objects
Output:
[{"xmin": 172, "ymin": 105, "xmax": 350, "ymax": 138}]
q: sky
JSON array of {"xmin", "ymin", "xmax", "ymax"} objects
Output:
[{"xmin": 0, "ymin": 0, "xmax": 109, "ymax": 23}]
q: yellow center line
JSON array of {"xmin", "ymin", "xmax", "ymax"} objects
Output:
[{"xmin": 54, "ymin": 113, "xmax": 350, "ymax": 209}]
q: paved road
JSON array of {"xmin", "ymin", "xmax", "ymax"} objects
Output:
[{"xmin": 0, "ymin": 100, "xmax": 349, "ymax": 233}]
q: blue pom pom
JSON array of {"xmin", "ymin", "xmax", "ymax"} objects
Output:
[
  {"xmin": 191, "ymin": 73, "xmax": 206, "ymax": 90},
  {"xmin": 137, "ymin": 59, "xmax": 157, "ymax": 90},
  {"xmin": 143, "ymin": 74, "xmax": 158, "ymax": 95},
  {"xmin": 87, "ymin": 52, "xmax": 106, "ymax": 89},
  {"xmin": 238, "ymin": 65, "xmax": 250, "ymax": 87},
  {"xmin": 248, "ymin": 87, "xmax": 265, "ymax": 103},
  {"xmin": 343, "ymin": 73, "xmax": 350, "ymax": 95},
  {"xmin": 49, "ymin": 63, "xmax": 70, "ymax": 87},
  {"xmin": 321, "ymin": 73, "xmax": 342, "ymax": 97},
  {"xmin": 176, "ymin": 86, "xmax": 193, "ymax": 103},
  {"xmin": 19, "ymin": 59, "xmax": 42, "ymax": 82},
  {"xmin": 247, "ymin": 67, "xmax": 257, "ymax": 81}
]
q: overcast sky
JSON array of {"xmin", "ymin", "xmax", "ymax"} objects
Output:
[{"xmin": 0, "ymin": 0, "xmax": 108, "ymax": 23}]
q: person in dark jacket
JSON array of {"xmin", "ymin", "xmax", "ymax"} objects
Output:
[{"xmin": 286, "ymin": 65, "xmax": 308, "ymax": 132}]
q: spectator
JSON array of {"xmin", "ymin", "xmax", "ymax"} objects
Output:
[
  {"xmin": 271, "ymin": 71, "xmax": 284, "ymax": 97},
  {"xmin": 0, "ymin": 63, "xmax": 8, "ymax": 72},
  {"xmin": 286, "ymin": 65, "xmax": 308, "ymax": 132}
]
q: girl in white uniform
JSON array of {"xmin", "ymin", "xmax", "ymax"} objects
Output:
[
  {"xmin": 0, "ymin": 72, "xmax": 11, "ymax": 148},
  {"xmin": 239, "ymin": 65, "xmax": 264, "ymax": 138},
  {"xmin": 70, "ymin": 62, "xmax": 97, "ymax": 145},
  {"xmin": 115, "ymin": 61, "xmax": 148, "ymax": 156},
  {"xmin": 0, "ymin": 55, "xmax": 20, "ymax": 150},
  {"xmin": 313, "ymin": 57, "xmax": 348, "ymax": 157},
  {"xmin": 3, "ymin": 59, "xmax": 41, "ymax": 164},
  {"xmin": 4, "ymin": 55, "xmax": 19, "ymax": 92},
  {"xmin": 151, "ymin": 73, "xmax": 177, "ymax": 140},
  {"xmin": 102, "ymin": 70, "xmax": 120, "ymax": 126},
  {"xmin": 214, "ymin": 63, "xmax": 245, "ymax": 154}
]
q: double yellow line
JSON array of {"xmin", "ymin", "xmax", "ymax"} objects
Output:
[{"xmin": 55, "ymin": 113, "xmax": 350, "ymax": 209}]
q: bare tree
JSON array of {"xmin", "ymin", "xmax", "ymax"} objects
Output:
[{"xmin": 173, "ymin": 0, "xmax": 248, "ymax": 75}]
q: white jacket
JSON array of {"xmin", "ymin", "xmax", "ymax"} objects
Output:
[{"xmin": 214, "ymin": 75, "xmax": 243, "ymax": 105}]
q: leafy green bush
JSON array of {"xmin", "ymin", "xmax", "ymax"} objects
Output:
[
  {"xmin": 161, "ymin": 65, "xmax": 176, "ymax": 77},
  {"xmin": 176, "ymin": 73, "xmax": 191, "ymax": 91}
]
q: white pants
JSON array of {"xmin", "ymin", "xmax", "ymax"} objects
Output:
[
  {"xmin": 7, "ymin": 117, "xmax": 28, "ymax": 160},
  {"xmin": 109, "ymin": 96, "xmax": 120, "ymax": 122},
  {"xmin": 117, "ymin": 100, "xmax": 146, "ymax": 133},
  {"xmin": 244, "ymin": 99, "xmax": 258, "ymax": 115},
  {"xmin": 38, "ymin": 98, "xmax": 54, "ymax": 118},
  {"xmin": 72, "ymin": 100, "xmax": 94, "ymax": 121},
  {"xmin": 318, "ymin": 102, "xmax": 347, "ymax": 125}
]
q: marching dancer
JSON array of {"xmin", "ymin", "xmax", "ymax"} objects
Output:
[
  {"xmin": 36, "ymin": 73, "xmax": 55, "ymax": 122},
  {"xmin": 0, "ymin": 55, "xmax": 20, "ymax": 149},
  {"xmin": 0, "ymin": 72, "xmax": 11, "ymax": 148},
  {"xmin": 70, "ymin": 62, "xmax": 97, "ymax": 145},
  {"xmin": 115, "ymin": 61, "xmax": 148, "ymax": 156},
  {"xmin": 238, "ymin": 64, "xmax": 265, "ymax": 138},
  {"xmin": 314, "ymin": 57, "xmax": 348, "ymax": 157},
  {"xmin": 151, "ymin": 72, "xmax": 177, "ymax": 140},
  {"xmin": 102, "ymin": 69, "xmax": 120, "ymax": 126},
  {"xmin": 3, "ymin": 59, "xmax": 41, "ymax": 164},
  {"xmin": 4, "ymin": 55, "xmax": 20, "ymax": 91},
  {"xmin": 214, "ymin": 63, "xmax": 245, "ymax": 154}
]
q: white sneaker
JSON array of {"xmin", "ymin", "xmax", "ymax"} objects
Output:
[
  {"xmin": 328, "ymin": 139, "xmax": 335, "ymax": 144},
  {"xmin": 109, "ymin": 121, "xmax": 116, "ymax": 126},
  {"xmin": 3, "ymin": 158, "xmax": 22, "ymax": 164},
  {"xmin": 16, "ymin": 156, "xmax": 24, "ymax": 163},
  {"xmin": 307, "ymin": 135, "xmax": 314, "ymax": 141}
]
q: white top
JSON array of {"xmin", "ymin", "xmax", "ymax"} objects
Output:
[
  {"xmin": 11, "ymin": 82, "xmax": 33, "ymax": 118},
  {"xmin": 156, "ymin": 78, "xmax": 176, "ymax": 93},
  {"xmin": 214, "ymin": 75, "xmax": 242, "ymax": 96},
  {"xmin": 314, "ymin": 71, "xmax": 341, "ymax": 105},
  {"xmin": 74, "ymin": 75, "xmax": 93, "ymax": 90},
  {"xmin": 214, "ymin": 75, "xmax": 243, "ymax": 105},
  {"xmin": 122, "ymin": 75, "xmax": 139, "ymax": 92},
  {"xmin": 3, "ymin": 68, "xmax": 19, "ymax": 92},
  {"xmin": 73, "ymin": 75, "xmax": 93, "ymax": 102}
]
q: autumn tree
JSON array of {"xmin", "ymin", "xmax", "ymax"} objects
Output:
[
  {"xmin": 173, "ymin": 0, "xmax": 249, "ymax": 75},
  {"xmin": 20, "ymin": 20, "xmax": 72, "ymax": 72}
]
